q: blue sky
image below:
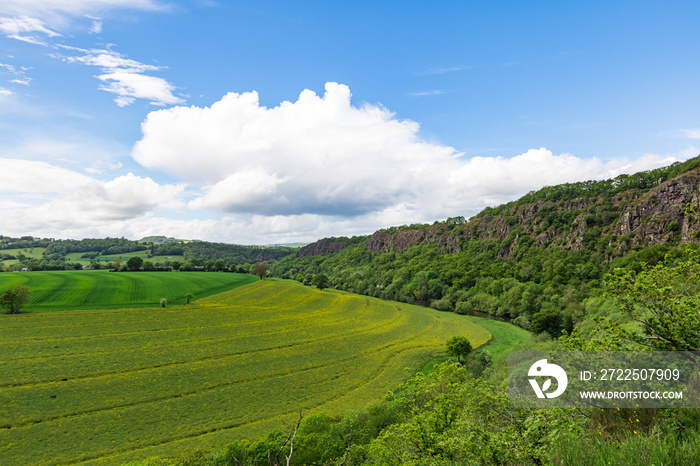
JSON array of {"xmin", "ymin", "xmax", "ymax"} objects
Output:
[{"xmin": 1, "ymin": 1, "xmax": 698, "ymax": 244}]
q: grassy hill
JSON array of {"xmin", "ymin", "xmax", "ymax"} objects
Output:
[
  {"xmin": 0, "ymin": 280, "xmax": 498, "ymax": 464},
  {"xmin": 0, "ymin": 271, "xmax": 257, "ymax": 311}
]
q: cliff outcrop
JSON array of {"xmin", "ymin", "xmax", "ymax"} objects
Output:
[
  {"xmin": 298, "ymin": 160, "xmax": 700, "ymax": 258},
  {"xmin": 296, "ymin": 239, "xmax": 349, "ymax": 257}
]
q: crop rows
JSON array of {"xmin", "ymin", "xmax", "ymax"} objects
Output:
[
  {"xmin": 0, "ymin": 280, "xmax": 490, "ymax": 465},
  {"xmin": 0, "ymin": 270, "xmax": 257, "ymax": 310}
]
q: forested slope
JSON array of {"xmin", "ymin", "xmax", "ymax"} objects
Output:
[{"xmin": 271, "ymin": 156, "xmax": 700, "ymax": 334}]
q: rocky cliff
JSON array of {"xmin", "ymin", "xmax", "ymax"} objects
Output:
[
  {"xmin": 296, "ymin": 239, "xmax": 349, "ymax": 257},
  {"xmin": 300, "ymin": 159, "xmax": 700, "ymax": 258}
]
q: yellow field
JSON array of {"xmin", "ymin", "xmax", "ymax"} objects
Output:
[{"xmin": 0, "ymin": 280, "xmax": 490, "ymax": 465}]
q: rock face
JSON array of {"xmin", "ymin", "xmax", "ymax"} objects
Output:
[
  {"xmin": 296, "ymin": 240, "xmax": 349, "ymax": 257},
  {"xmin": 614, "ymin": 170, "xmax": 700, "ymax": 250},
  {"xmin": 367, "ymin": 225, "xmax": 461, "ymax": 254},
  {"xmin": 299, "ymin": 166, "xmax": 700, "ymax": 258}
]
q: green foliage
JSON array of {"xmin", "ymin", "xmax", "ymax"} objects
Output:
[
  {"xmin": 368, "ymin": 362, "xmax": 585, "ymax": 465},
  {"xmin": 252, "ymin": 262, "xmax": 267, "ymax": 280},
  {"xmin": 154, "ymin": 240, "xmax": 293, "ymax": 267},
  {"xmin": 127, "ymin": 255, "xmax": 144, "ymax": 271},
  {"xmin": 551, "ymin": 424, "xmax": 700, "ymax": 465},
  {"xmin": 604, "ymin": 250, "xmax": 700, "ymax": 351},
  {"xmin": 184, "ymin": 292, "xmax": 194, "ymax": 304},
  {"xmin": 529, "ymin": 308, "xmax": 564, "ymax": 336},
  {"xmin": 0, "ymin": 284, "xmax": 30, "ymax": 314},
  {"xmin": 311, "ymin": 273, "xmax": 328, "ymax": 290},
  {"xmin": 445, "ymin": 335, "xmax": 472, "ymax": 364}
]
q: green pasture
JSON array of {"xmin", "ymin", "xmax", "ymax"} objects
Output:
[
  {"xmin": 0, "ymin": 247, "xmax": 47, "ymax": 265},
  {"xmin": 0, "ymin": 280, "xmax": 491, "ymax": 465},
  {"xmin": 0, "ymin": 247, "xmax": 46, "ymax": 258},
  {"xmin": 0, "ymin": 270, "xmax": 257, "ymax": 310},
  {"xmin": 64, "ymin": 249, "xmax": 185, "ymax": 265}
]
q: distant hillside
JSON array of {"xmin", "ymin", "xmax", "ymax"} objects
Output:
[
  {"xmin": 139, "ymin": 236, "xmax": 186, "ymax": 245},
  {"xmin": 0, "ymin": 236, "xmax": 295, "ymax": 272},
  {"xmin": 271, "ymin": 155, "xmax": 700, "ymax": 333}
]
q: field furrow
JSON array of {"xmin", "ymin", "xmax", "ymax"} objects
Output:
[{"xmin": 0, "ymin": 278, "xmax": 490, "ymax": 465}]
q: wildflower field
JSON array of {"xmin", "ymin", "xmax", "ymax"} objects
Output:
[
  {"xmin": 0, "ymin": 270, "xmax": 257, "ymax": 310},
  {"xmin": 0, "ymin": 280, "xmax": 491, "ymax": 465}
]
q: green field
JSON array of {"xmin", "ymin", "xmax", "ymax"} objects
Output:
[
  {"xmin": 0, "ymin": 280, "xmax": 492, "ymax": 465},
  {"xmin": 0, "ymin": 247, "xmax": 47, "ymax": 265},
  {"xmin": 0, "ymin": 271, "xmax": 257, "ymax": 310},
  {"xmin": 64, "ymin": 250, "xmax": 185, "ymax": 266}
]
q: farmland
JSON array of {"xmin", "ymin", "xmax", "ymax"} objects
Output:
[
  {"xmin": 0, "ymin": 270, "xmax": 257, "ymax": 311},
  {"xmin": 0, "ymin": 280, "xmax": 491, "ymax": 465}
]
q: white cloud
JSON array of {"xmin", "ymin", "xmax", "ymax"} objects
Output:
[
  {"xmin": 0, "ymin": 158, "xmax": 94, "ymax": 192},
  {"xmin": 2, "ymin": 82, "xmax": 694, "ymax": 244},
  {"xmin": 55, "ymin": 47, "xmax": 184, "ymax": 107},
  {"xmin": 98, "ymin": 70, "xmax": 182, "ymax": 107},
  {"xmin": 679, "ymin": 128, "xmax": 700, "ymax": 139},
  {"xmin": 0, "ymin": 159, "xmax": 185, "ymax": 235},
  {"xmin": 0, "ymin": 2, "xmax": 181, "ymax": 107},
  {"xmin": 128, "ymin": 83, "xmax": 697, "ymax": 243},
  {"xmin": 0, "ymin": 1, "xmax": 165, "ymax": 18},
  {"xmin": 409, "ymin": 90, "xmax": 446, "ymax": 97},
  {"xmin": 0, "ymin": 15, "xmax": 60, "ymax": 44},
  {"xmin": 134, "ymin": 82, "xmax": 459, "ymax": 216},
  {"xmin": 59, "ymin": 172, "xmax": 184, "ymax": 220},
  {"xmin": 419, "ymin": 65, "xmax": 469, "ymax": 75},
  {"xmin": 0, "ymin": 1, "xmax": 165, "ymax": 37},
  {"xmin": 0, "ymin": 62, "xmax": 32, "ymax": 87},
  {"xmin": 88, "ymin": 18, "xmax": 102, "ymax": 33}
]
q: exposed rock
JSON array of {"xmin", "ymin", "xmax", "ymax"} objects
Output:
[
  {"xmin": 295, "ymin": 164, "xmax": 700, "ymax": 259},
  {"xmin": 366, "ymin": 225, "xmax": 461, "ymax": 254},
  {"xmin": 296, "ymin": 240, "xmax": 349, "ymax": 257}
]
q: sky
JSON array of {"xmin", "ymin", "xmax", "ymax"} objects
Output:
[{"xmin": 0, "ymin": 0, "xmax": 699, "ymax": 245}]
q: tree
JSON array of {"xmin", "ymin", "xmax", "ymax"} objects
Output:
[
  {"xmin": 126, "ymin": 256, "xmax": 143, "ymax": 271},
  {"xmin": 312, "ymin": 273, "xmax": 329, "ymax": 290},
  {"xmin": 160, "ymin": 298, "xmax": 167, "ymax": 308},
  {"xmin": 445, "ymin": 335, "xmax": 473, "ymax": 364},
  {"xmin": 213, "ymin": 259, "xmax": 226, "ymax": 272},
  {"xmin": 529, "ymin": 308, "xmax": 564, "ymax": 336},
  {"xmin": 252, "ymin": 262, "xmax": 267, "ymax": 280},
  {"xmin": 112, "ymin": 256, "xmax": 123, "ymax": 271},
  {"xmin": 185, "ymin": 293, "xmax": 194, "ymax": 304},
  {"xmin": 1, "ymin": 285, "xmax": 31, "ymax": 314},
  {"xmin": 605, "ymin": 250, "xmax": 700, "ymax": 351}
]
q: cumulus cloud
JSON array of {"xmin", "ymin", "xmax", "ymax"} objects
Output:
[
  {"xmin": 0, "ymin": 159, "xmax": 185, "ymax": 234},
  {"xmin": 134, "ymin": 82, "xmax": 459, "ymax": 216},
  {"xmin": 3, "ymin": 82, "xmax": 692, "ymax": 244},
  {"xmin": 0, "ymin": 158, "xmax": 94, "ymax": 193},
  {"xmin": 128, "ymin": 82, "xmax": 695, "ymax": 243}
]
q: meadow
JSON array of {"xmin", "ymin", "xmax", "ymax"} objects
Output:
[
  {"xmin": 0, "ymin": 270, "xmax": 257, "ymax": 310},
  {"xmin": 0, "ymin": 280, "xmax": 492, "ymax": 465}
]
